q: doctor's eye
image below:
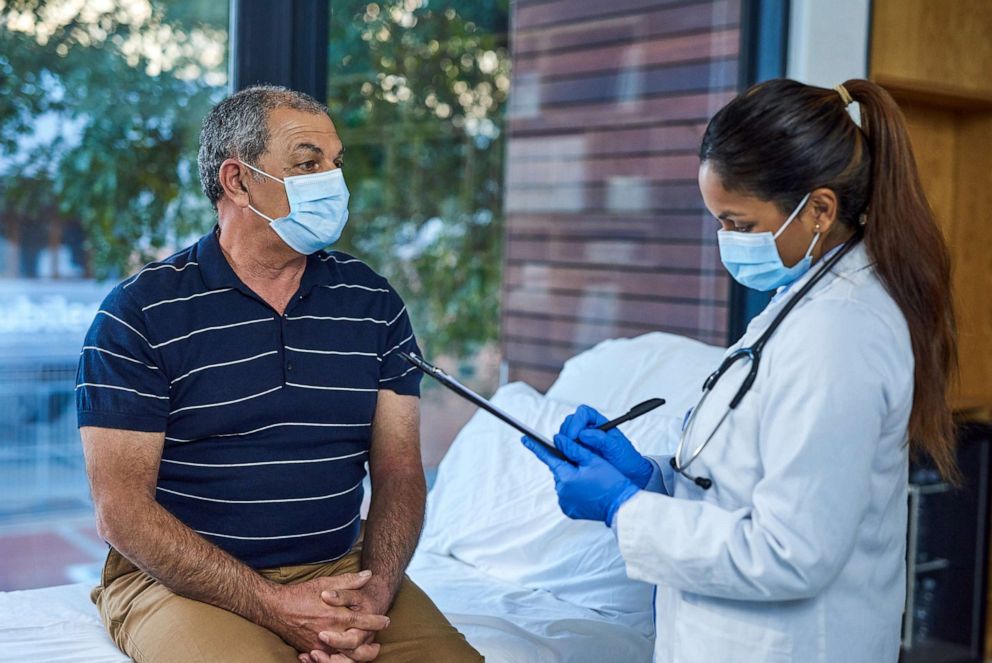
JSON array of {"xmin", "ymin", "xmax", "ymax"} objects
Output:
[{"xmin": 298, "ymin": 160, "xmax": 319, "ymax": 171}]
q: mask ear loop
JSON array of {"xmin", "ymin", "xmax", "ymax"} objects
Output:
[
  {"xmin": 238, "ymin": 160, "xmax": 283, "ymax": 222},
  {"xmin": 773, "ymin": 192, "xmax": 812, "ymax": 240}
]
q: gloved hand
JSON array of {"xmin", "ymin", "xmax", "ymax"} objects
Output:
[
  {"xmin": 560, "ymin": 405, "xmax": 654, "ymax": 489},
  {"xmin": 521, "ymin": 433, "xmax": 640, "ymax": 526}
]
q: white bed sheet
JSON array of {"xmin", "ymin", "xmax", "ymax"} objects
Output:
[
  {"xmin": 407, "ymin": 551, "xmax": 654, "ymax": 663},
  {"xmin": 0, "ymin": 583, "xmax": 127, "ymax": 663},
  {"xmin": 0, "ymin": 565, "xmax": 652, "ymax": 663}
]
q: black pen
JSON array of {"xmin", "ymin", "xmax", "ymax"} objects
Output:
[{"xmin": 596, "ymin": 398, "xmax": 666, "ymax": 431}]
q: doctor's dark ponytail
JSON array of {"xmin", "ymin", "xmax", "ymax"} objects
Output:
[{"xmin": 700, "ymin": 78, "xmax": 959, "ymax": 481}]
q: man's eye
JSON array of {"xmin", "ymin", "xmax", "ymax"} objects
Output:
[
  {"xmin": 299, "ymin": 160, "xmax": 318, "ymax": 170},
  {"xmin": 734, "ymin": 224, "xmax": 753, "ymax": 233}
]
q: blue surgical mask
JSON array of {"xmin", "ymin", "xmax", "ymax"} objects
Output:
[
  {"xmin": 240, "ymin": 160, "xmax": 350, "ymax": 255},
  {"xmin": 717, "ymin": 192, "xmax": 820, "ymax": 291}
]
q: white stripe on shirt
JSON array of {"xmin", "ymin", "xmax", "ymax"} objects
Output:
[
  {"xmin": 171, "ymin": 350, "xmax": 278, "ymax": 384},
  {"xmin": 320, "ymin": 254, "xmax": 361, "ymax": 264},
  {"xmin": 195, "ymin": 513, "xmax": 361, "ymax": 541},
  {"xmin": 160, "ymin": 449, "xmax": 368, "ymax": 467},
  {"xmin": 157, "ymin": 479, "xmax": 362, "ymax": 504},
  {"xmin": 123, "ymin": 261, "xmax": 199, "ymax": 288},
  {"xmin": 283, "ymin": 314, "xmax": 390, "ymax": 325},
  {"xmin": 169, "ymin": 385, "xmax": 282, "ymax": 415},
  {"xmin": 141, "ymin": 288, "xmax": 234, "ymax": 311},
  {"xmin": 284, "ymin": 346, "xmax": 381, "ymax": 361},
  {"xmin": 80, "ymin": 346, "xmax": 158, "ymax": 369},
  {"xmin": 96, "ymin": 310, "xmax": 151, "ymax": 346},
  {"xmin": 286, "ymin": 382, "xmax": 378, "ymax": 393},
  {"xmin": 165, "ymin": 423, "xmax": 370, "ymax": 444},
  {"xmin": 382, "ymin": 334, "xmax": 414, "ymax": 358},
  {"xmin": 76, "ymin": 383, "xmax": 169, "ymax": 400},
  {"xmin": 151, "ymin": 318, "xmax": 273, "ymax": 349},
  {"xmin": 387, "ymin": 306, "xmax": 407, "ymax": 326},
  {"xmin": 320, "ymin": 283, "xmax": 389, "ymax": 293},
  {"xmin": 379, "ymin": 365, "xmax": 417, "ymax": 383}
]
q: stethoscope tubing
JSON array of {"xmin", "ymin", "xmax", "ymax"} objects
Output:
[{"xmin": 671, "ymin": 236, "xmax": 862, "ymax": 489}]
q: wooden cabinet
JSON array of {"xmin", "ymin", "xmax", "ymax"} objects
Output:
[
  {"xmin": 871, "ymin": 0, "xmax": 992, "ymax": 416},
  {"xmin": 871, "ymin": 3, "xmax": 992, "ymax": 658}
]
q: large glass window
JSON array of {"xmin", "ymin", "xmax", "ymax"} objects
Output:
[
  {"xmin": 328, "ymin": 0, "xmax": 510, "ymax": 467},
  {"xmin": 0, "ymin": 0, "xmax": 229, "ymax": 590}
]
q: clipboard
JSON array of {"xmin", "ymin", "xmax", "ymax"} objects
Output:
[{"xmin": 399, "ymin": 351, "xmax": 568, "ymax": 462}]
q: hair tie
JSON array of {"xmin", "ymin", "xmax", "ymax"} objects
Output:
[{"xmin": 835, "ymin": 84, "xmax": 854, "ymax": 107}]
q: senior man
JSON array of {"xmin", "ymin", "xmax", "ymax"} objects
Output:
[{"xmin": 76, "ymin": 86, "xmax": 481, "ymax": 663}]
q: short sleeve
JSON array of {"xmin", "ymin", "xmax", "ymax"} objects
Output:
[
  {"xmin": 378, "ymin": 285, "xmax": 423, "ymax": 397},
  {"xmin": 76, "ymin": 285, "xmax": 170, "ymax": 432}
]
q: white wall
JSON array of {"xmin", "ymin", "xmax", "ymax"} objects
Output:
[{"xmin": 787, "ymin": 0, "xmax": 871, "ymax": 86}]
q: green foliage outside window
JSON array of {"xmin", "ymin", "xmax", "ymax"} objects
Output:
[
  {"xmin": 328, "ymin": 0, "xmax": 509, "ymax": 359},
  {"xmin": 0, "ymin": 0, "xmax": 508, "ymax": 359},
  {"xmin": 0, "ymin": 0, "xmax": 228, "ymax": 276}
]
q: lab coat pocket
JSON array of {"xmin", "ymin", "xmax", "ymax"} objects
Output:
[{"xmin": 674, "ymin": 593, "xmax": 795, "ymax": 663}]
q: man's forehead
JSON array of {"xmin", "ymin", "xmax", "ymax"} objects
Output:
[{"xmin": 267, "ymin": 107, "xmax": 341, "ymax": 152}]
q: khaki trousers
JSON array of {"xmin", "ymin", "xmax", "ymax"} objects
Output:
[{"xmin": 91, "ymin": 537, "xmax": 482, "ymax": 663}]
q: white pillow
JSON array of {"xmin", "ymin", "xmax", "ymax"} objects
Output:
[
  {"xmin": 546, "ymin": 332, "xmax": 725, "ymax": 418},
  {"xmin": 419, "ymin": 382, "xmax": 654, "ymax": 634}
]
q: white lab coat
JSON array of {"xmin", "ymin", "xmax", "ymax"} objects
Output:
[{"xmin": 615, "ymin": 243, "xmax": 913, "ymax": 663}]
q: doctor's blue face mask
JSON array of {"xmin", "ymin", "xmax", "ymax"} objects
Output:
[
  {"xmin": 239, "ymin": 160, "xmax": 350, "ymax": 255},
  {"xmin": 717, "ymin": 192, "xmax": 820, "ymax": 291}
]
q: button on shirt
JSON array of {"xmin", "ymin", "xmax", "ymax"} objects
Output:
[{"xmin": 76, "ymin": 229, "xmax": 422, "ymax": 568}]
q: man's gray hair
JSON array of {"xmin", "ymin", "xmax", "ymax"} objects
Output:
[{"xmin": 197, "ymin": 85, "xmax": 329, "ymax": 209}]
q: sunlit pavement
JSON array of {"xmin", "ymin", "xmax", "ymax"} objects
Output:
[{"xmin": 0, "ymin": 513, "xmax": 105, "ymax": 591}]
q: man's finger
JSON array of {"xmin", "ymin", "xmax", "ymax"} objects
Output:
[
  {"xmin": 558, "ymin": 414, "xmax": 575, "ymax": 438},
  {"xmin": 320, "ymin": 630, "xmax": 366, "ymax": 650},
  {"xmin": 344, "ymin": 611, "xmax": 390, "ymax": 632},
  {"xmin": 338, "ymin": 642, "xmax": 381, "ymax": 662},
  {"xmin": 309, "ymin": 650, "xmax": 337, "ymax": 663},
  {"xmin": 319, "ymin": 571, "xmax": 373, "ymax": 592},
  {"xmin": 320, "ymin": 588, "xmax": 364, "ymax": 608}
]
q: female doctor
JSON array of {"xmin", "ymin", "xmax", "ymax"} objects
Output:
[{"xmin": 521, "ymin": 78, "xmax": 958, "ymax": 663}]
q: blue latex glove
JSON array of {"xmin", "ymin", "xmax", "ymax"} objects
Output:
[
  {"xmin": 521, "ymin": 433, "xmax": 640, "ymax": 526},
  {"xmin": 560, "ymin": 405, "xmax": 654, "ymax": 489}
]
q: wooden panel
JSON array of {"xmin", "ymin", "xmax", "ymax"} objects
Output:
[
  {"xmin": 504, "ymin": 289, "xmax": 728, "ymax": 333},
  {"xmin": 507, "ymin": 365, "xmax": 558, "ymax": 392},
  {"xmin": 514, "ymin": 30, "xmax": 739, "ymax": 77},
  {"xmin": 518, "ymin": 0, "xmax": 701, "ymax": 30},
  {"xmin": 951, "ymin": 115, "xmax": 992, "ymax": 410},
  {"xmin": 514, "ymin": 0, "xmax": 740, "ymax": 56},
  {"xmin": 503, "ymin": 312, "xmax": 726, "ymax": 347},
  {"xmin": 509, "ymin": 91, "xmax": 737, "ymax": 134},
  {"xmin": 506, "ymin": 123, "xmax": 707, "ymax": 161},
  {"xmin": 871, "ymin": 0, "xmax": 992, "ymax": 101},
  {"xmin": 506, "ymin": 153, "xmax": 700, "ymax": 185},
  {"xmin": 505, "ymin": 236, "xmax": 720, "ymax": 273},
  {"xmin": 502, "ymin": 0, "xmax": 739, "ymax": 386},
  {"xmin": 507, "ymin": 213, "xmax": 716, "ymax": 242},
  {"xmin": 505, "ymin": 264, "xmax": 728, "ymax": 301},
  {"xmin": 533, "ymin": 58, "xmax": 739, "ymax": 107}
]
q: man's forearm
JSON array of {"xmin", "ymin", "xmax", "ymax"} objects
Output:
[
  {"xmin": 360, "ymin": 468, "xmax": 426, "ymax": 607},
  {"xmin": 100, "ymin": 496, "xmax": 277, "ymax": 625}
]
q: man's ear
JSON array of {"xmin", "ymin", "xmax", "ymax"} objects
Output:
[{"xmin": 218, "ymin": 158, "xmax": 251, "ymax": 208}]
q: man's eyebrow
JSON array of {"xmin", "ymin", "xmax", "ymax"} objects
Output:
[
  {"xmin": 336, "ymin": 145, "xmax": 346, "ymax": 159},
  {"xmin": 718, "ymin": 210, "xmax": 745, "ymax": 220},
  {"xmin": 290, "ymin": 142, "xmax": 324, "ymax": 156}
]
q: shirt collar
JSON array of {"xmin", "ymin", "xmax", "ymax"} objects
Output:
[{"xmin": 197, "ymin": 226, "xmax": 331, "ymax": 297}]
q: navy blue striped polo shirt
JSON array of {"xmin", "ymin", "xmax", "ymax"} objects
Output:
[{"xmin": 76, "ymin": 228, "xmax": 422, "ymax": 568}]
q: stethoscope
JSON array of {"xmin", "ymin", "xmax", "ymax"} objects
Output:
[{"xmin": 670, "ymin": 236, "xmax": 861, "ymax": 490}]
